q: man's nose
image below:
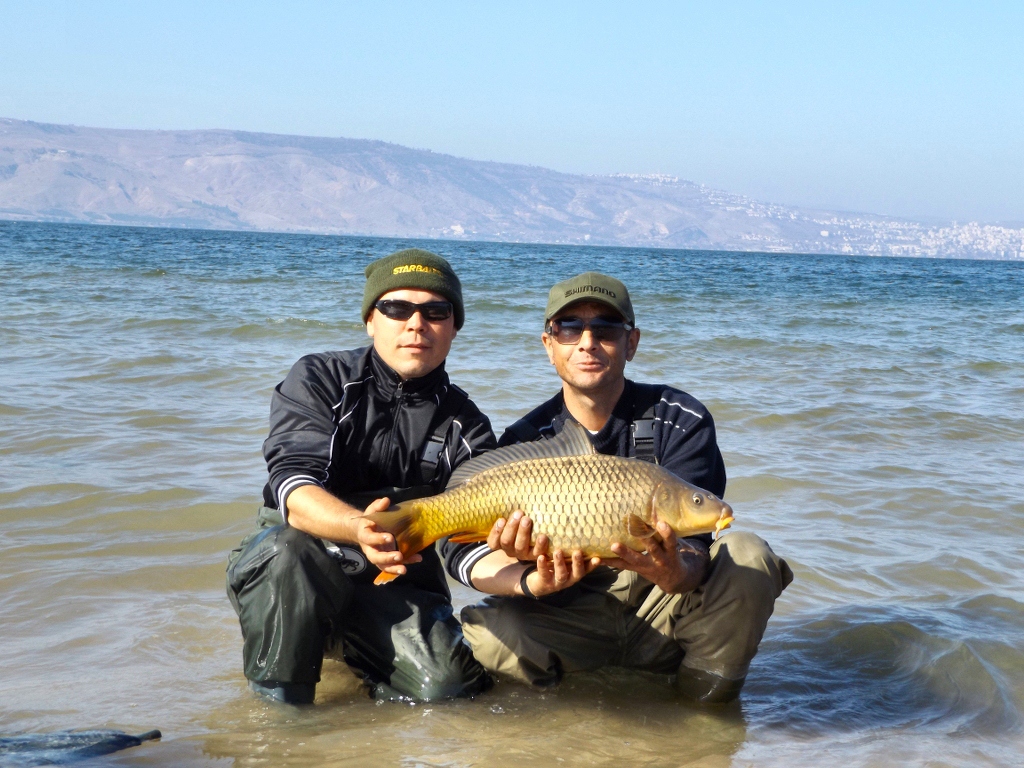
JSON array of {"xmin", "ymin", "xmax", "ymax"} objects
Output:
[
  {"xmin": 577, "ymin": 329, "xmax": 598, "ymax": 348},
  {"xmin": 405, "ymin": 310, "xmax": 428, "ymax": 330}
]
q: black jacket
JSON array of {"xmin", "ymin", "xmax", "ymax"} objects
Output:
[
  {"xmin": 441, "ymin": 380, "xmax": 726, "ymax": 587},
  {"xmin": 262, "ymin": 345, "xmax": 496, "ymax": 592}
]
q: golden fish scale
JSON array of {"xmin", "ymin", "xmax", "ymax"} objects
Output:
[{"xmin": 420, "ymin": 454, "xmax": 666, "ymax": 556}]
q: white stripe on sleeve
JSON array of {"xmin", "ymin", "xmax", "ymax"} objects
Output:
[
  {"xmin": 457, "ymin": 544, "xmax": 493, "ymax": 588},
  {"xmin": 276, "ymin": 474, "xmax": 323, "ymax": 519},
  {"xmin": 659, "ymin": 396, "xmax": 703, "ymax": 420}
]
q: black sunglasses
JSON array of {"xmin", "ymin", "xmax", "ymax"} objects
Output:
[
  {"xmin": 374, "ymin": 299, "xmax": 454, "ymax": 322},
  {"xmin": 545, "ymin": 316, "xmax": 633, "ymax": 345}
]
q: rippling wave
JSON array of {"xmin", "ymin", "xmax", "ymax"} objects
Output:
[
  {"xmin": 2, "ymin": 220, "xmax": 1022, "ymax": 766},
  {"xmin": 745, "ymin": 602, "xmax": 1024, "ymax": 735}
]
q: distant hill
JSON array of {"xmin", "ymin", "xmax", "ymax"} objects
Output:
[{"xmin": 1, "ymin": 118, "xmax": 1021, "ymax": 259}]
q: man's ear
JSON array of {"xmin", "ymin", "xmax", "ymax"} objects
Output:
[
  {"xmin": 366, "ymin": 311, "xmax": 375, "ymax": 338},
  {"xmin": 541, "ymin": 331, "xmax": 556, "ymax": 365},
  {"xmin": 625, "ymin": 328, "xmax": 640, "ymax": 362}
]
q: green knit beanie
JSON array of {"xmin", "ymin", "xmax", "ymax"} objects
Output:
[{"xmin": 362, "ymin": 249, "xmax": 465, "ymax": 329}]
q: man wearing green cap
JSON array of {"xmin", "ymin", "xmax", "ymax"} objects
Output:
[
  {"xmin": 227, "ymin": 248, "xmax": 495, "ymax": 704},
  {"xmin": 442, "ymin": 272, "xmax": 792, "ymax": 704}
]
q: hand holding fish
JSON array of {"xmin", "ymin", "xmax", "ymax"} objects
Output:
[
  {"xmin": 487, "ymin": 511, "xmax": 549, "ymax": 560},
  {"xmin": 357, "ymin": 497, "xmax": 423, "ymax": 577},
  {"xmin": 366, "ymin": 421, "xmax": 732, "ymax": 586},
  {"xmin": 522, "ymin": 549, "xmax": 603, "ymax": 598},
  {"xmin": 286, "ymin": 486, "xmax": 422, "ymax": 577},
  {"xmin": 486, "ymin": 512, "xmax": 600, "ymax": 596},
  {"xmin": 605, "ymin": 521, "xmax": 709, "ymax": 594}
]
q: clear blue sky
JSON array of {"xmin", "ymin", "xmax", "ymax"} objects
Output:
[{"xmin": 2, "ymin": 1, "xmax": 1021, "ymax": 223}]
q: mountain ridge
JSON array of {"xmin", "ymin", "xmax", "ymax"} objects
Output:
[{"xmin": 2, "ymin": 117, "xmax": 1021, "ymax": 259}]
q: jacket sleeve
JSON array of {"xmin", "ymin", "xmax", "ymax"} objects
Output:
[
  {"xmin": 643, "ymin": 388, "xmax": 725, "ymax": 549},
  {"xmin": 439, "ymin": 400, "xmax": 500, "ymax": 588},
  {"xmin": 441, "ymin": 399, "xmax": 497, "ymax": 477},
  {"xmin": 262, "ymin": 354, "xmax": 346, "ymax": 516}
]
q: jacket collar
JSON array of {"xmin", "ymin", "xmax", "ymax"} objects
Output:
[
  {"xmin": 557, "ymin": 379, "xmax": 636, "ymax": 446},
  {"xmin": 369, "ymin": 346, "xmax": 449, "ymax": 400}
]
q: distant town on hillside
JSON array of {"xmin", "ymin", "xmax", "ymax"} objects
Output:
[{"xmin": 1, "ymin": 118, "xmax": 1021, "ymax": 260}]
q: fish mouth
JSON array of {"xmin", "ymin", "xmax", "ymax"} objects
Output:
[{"xmin": 714, "ymin": 515, "xmax": 734, "ymax": 538}]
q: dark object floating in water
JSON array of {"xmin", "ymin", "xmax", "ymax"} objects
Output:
[{"xmin": 0, "ymin": 729, "xmax": 161, "ymax": 766}]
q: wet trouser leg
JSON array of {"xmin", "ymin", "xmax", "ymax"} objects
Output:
[
  {"xmin": 635, "ymin": 532, "xmax": 793, "ymax": 682},
  {"xmin": 461, "ymin": 532, "xmax": 792, "ymax": 693},
  {"xmin": 461, "ymin": 584, "xmax": 627, "ymax": 687},
  {"xmin": 227, "ymin": 524, "xmax": 350, "ymax": 686},
  {"xmin": 227, "ymin": 523, "xmax": 489, "ymax": 701},
  {"xmin": 339, "ymin": 580, "xmax": 491, "ymax": 701}
]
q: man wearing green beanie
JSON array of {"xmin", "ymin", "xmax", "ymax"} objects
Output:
[
  {"xmin": 361, "ymin": 248, "xmax": 466, "ymax": 330},
  {"xmin": 227, "ymin": 248, "xmax": 495, "ymax": 704}
]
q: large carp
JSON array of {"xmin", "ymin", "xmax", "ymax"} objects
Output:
[{"xmin": 368, "ymin": 419, "xmax": 734, "ymax": 584}]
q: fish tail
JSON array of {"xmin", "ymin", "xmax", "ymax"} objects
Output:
[{"xmin": 365, "ymin": 500, "xmax": 434, "ymax": 561}]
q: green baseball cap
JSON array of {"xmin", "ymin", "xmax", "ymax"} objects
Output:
[{"xmin": 545, "ymin": 272, "xmax": 634, "ymax": 325}]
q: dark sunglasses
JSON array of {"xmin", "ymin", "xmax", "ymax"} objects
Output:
[
  {"xmin": 375, "ymin": 299, "xmax": 454, "ymax": 322},
  {"xmin": 545, "ymin": 316, "xmax": 634, "ymax": 345}
]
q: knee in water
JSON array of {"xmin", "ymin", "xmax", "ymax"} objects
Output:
[
  {"xmin": 417, "ymin": 667, "xmax": 493, "ymax": 701},
  {"xmin": 674, "ymin": 667, "xmax": 745, "ymax": 704},
  {"xmin": 377, "ymin": 664, "xmax": 492, "ymax": 702},
  {"xmin": 248, "ymin": 679, "xmax": 316, "ymax": 705}
]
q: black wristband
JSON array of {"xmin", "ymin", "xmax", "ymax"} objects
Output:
[{"xmin": 519, "ymin": 564, "xmax": 539, "ymax": 598}]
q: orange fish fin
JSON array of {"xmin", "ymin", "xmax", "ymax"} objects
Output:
[
  {"xmin": 626, "ymin": 514, "xmax": 657, "ymax": 539},
  {"xmin": 447, "ymin": 530, "xmax": 488, "ymax": 544},
  {"xmin": 374, "ymin": 571, "xmax": 400, "ymax": 586},
  {"xmin": 365, "ymin": 501, "xmax": 433, "ymax": 557}
]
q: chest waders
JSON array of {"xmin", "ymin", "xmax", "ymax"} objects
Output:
[{"xmin": 226, "ymin": 385, "xmax": 490, "ymax": 703}]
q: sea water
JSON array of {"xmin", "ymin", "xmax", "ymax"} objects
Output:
[{"xmin": 1, "ymin": 220, "xmax": 1022, "ymax": 767}]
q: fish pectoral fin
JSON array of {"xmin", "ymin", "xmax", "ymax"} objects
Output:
[
  {"xmin": 373, "ymin": 571, "xmax": 400, "ymax": 585},
  {"xmin": 626, "ymin": 514, "xmax": 658, "ymax": 539},
  {"xmin": 447, "ymin": 530, "xmax": 488, "ymax": 544}
]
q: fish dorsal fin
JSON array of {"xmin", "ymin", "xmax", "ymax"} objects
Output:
[{"xmin": 446, "ymin": 418, "xmax": 596, "ymax": 489}]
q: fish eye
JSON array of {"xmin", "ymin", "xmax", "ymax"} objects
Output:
[{"xmin": 692, "ymin": 494, "xmax": 703, "ymax": 505}]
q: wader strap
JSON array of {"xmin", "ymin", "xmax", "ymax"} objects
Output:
[
  {"xmin": 631, "ymin": 404, "xmax": 658, "ymax": 464},
  {"xmin": 420, "ymin": 385, "xmax": 470, "ymax": 483}
]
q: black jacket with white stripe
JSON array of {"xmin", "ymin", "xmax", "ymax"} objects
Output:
[
  {"xmin": 261, "ymin": 345, "xmax": 496, "ymax": 593},
  {"xmin": 440, "ymin": 380, "xmax": 726, "ymax": 588}
]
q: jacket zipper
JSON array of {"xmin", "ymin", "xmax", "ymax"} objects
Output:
[{"xmin": 381, "ymin": 380, "xmax": 404, "ymax": 470}]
